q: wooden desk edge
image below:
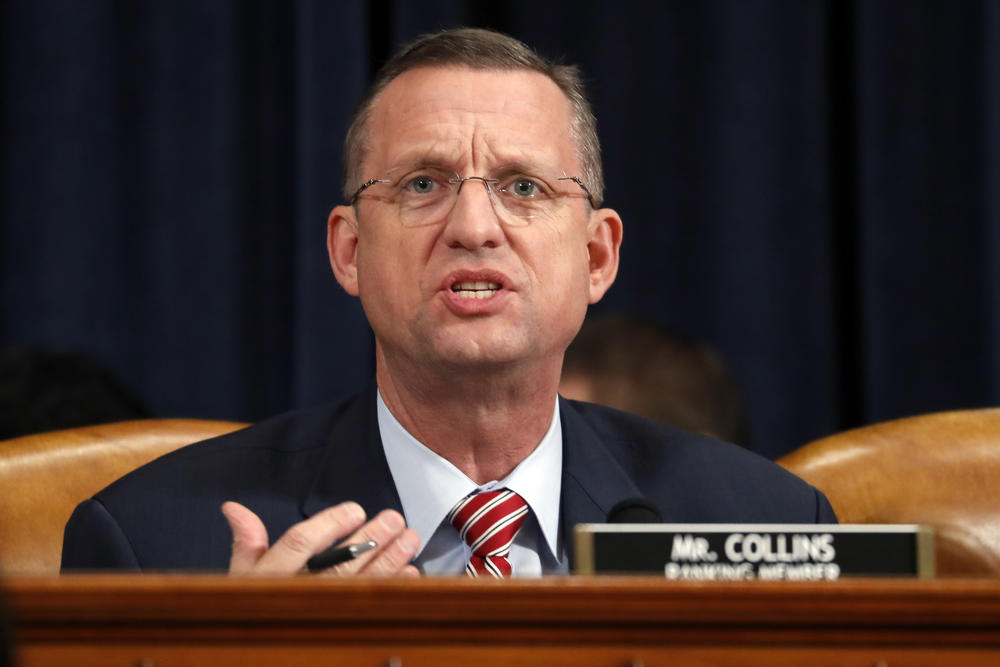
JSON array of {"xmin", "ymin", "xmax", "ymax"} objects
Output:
[{"xmin": 5, "ymin": 575, "xmax": 1000, "ymax": 628}]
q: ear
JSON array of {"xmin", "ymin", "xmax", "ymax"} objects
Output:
[
  {"xmin": 585, "ymin": 207, "xmax": 623, "ymax": 304},
  {"xmin": 327, "ymin": 205, "xmax": 361, "ymax": 296}
]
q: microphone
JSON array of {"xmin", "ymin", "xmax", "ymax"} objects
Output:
[{"xmin": 606, "ymin": 498, "xmax": 662, "ymax": 524}]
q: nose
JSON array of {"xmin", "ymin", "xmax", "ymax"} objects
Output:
[{"xmin": 441, "ymin": 177, "xmax": 505, "ymax": 251}]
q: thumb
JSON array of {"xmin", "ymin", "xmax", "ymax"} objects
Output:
[{"xmin": 221, "ymin": 501, "xmax": 270, "ymax": 574}]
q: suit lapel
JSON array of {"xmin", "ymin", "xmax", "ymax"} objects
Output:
[
  {"xmin": 559, "ymin": 398, "xmax": 645, "ymax": 568},
  {"xmin": 301, "ymin": 385, "xmax": 404, "ymax": 520},
  {"xmin": 298, "ymin": 391, "xmax": 646, "ymax": 573}
]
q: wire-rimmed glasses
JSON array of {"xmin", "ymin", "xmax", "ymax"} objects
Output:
[{"xmin": 349, "ymin": 166, "xmax": 595, "ymax": 227}]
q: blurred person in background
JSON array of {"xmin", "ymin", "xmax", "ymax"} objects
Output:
[
  {"xmin": 0, "ymin": 346, "xmax": 149, "ymax": 440},
  {"xmin": 560, "ymin": 315, "xmax": 750, "ymax": 448}
]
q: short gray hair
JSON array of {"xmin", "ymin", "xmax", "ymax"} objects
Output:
[{"xmin": 342, "ymin": 28, "xmax": 604, "ymax": 207}]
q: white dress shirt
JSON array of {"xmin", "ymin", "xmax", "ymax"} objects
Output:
[{"xmin": 377, "ymin": 390, "xmax": 568, "ymax": 576}]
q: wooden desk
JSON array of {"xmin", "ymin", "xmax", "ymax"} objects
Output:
[{"xmin": 5, "ymin": 575, "xmax": 1000, "ymax": 666}]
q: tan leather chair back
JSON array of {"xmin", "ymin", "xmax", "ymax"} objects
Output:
[
  {"xmin": 778, "ymin": 409, "xmax": 1000, "ymax": 576},
  {"xmin": 0, "ymin": 419, "xmax": 246, "ymax": 574}
]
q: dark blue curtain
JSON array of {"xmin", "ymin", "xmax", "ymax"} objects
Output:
[{"xmin": 3, "ymin": 0, "xmax": 998, "ymax": 459}]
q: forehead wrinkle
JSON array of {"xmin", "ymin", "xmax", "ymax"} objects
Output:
[
  {"xmin": 476, "ymin": 134, "xmax": 567, "ymax": 176},
  {"xmin": 369, "ymin": 114, "xmax": 469, "ymax": 173},
  {"xmin": 470, "ymin": 119, "xmax": 576, "ymax": 178},
  {"xmin": 380, "ymin": 125, "xmax": 567, "ymax": 177},
  {"xmin": 368, "ymin": 67, "xmax": 577, "ymax": 176},
  {"xmin": 383, "ymin": 139, "xmax": 467, "ymax": 174},
  {"xmin": 480, "ymin": 102, "xmax": 576, "ymax": 176}
]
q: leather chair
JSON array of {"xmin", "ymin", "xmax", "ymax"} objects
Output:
[
  {"xmin": 0, "ymin": 419, "xmax": 246, "ymax": 574},
  {"xmin": 778, "ymin": 409, "xmax": 1000, "ymax": 576}
]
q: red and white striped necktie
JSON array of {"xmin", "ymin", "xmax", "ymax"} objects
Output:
[{"xmin": 448, "ymin": 489, "xmax": 529, "ymax": 578}]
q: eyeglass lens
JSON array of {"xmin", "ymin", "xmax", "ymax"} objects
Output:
[{"xmin": 354, "ymin": 167, "xmax": 590, "ymax": 227}]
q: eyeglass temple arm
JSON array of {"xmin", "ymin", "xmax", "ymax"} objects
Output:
[
  {"xmin": 557, "ymin": 176, "xmax": 596, "ymax": 209},
  {"xmin": 349, "ymin": 178, "xmax": 391, "ymax": 205}
]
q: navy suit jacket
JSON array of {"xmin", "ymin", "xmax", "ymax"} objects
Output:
[{"xmin": 62, "ymin": 386, "xmax": 836, "ymax": 571}]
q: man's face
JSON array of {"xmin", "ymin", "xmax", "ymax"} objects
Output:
[{"xmin": 329, "ymin": 66, "xmax": 621, "ymax": 377}]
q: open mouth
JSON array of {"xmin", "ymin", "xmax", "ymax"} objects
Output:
[{"xmin": 451, "ymin": 280, "xmax": 502, "ymax": 300}]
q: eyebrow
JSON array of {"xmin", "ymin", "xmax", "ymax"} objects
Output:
[
  {"xmin": 382, "ymin": 160, "xmax": 561, "ymax": 182},
  {"xmin": 488, "ymin": 161, "xmax": 554, "ymax": 178},
  {"xmin": 383, "ymin": 145, "xmax": 561, "ymax": 177},
  {"xmin": 381, "ymin": 148, "xmax": 462, "ymax": 174}
]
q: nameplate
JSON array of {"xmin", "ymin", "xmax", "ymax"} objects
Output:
[{"xmin": 573, "ymin": 524, "xmax": 934, "ymax": 579}]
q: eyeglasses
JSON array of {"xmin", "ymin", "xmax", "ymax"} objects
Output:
[{"xmin": 349, "ymin": 166, "xmax": 595, "ymax": 227}]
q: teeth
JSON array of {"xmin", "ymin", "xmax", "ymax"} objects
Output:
[
  {"xmin": 452, "ymin": 280, "xmax": 501, "ymax": 299},
  {"xmin": 454, "ymin": 289, "xmax": 498, "ymax": 299}
]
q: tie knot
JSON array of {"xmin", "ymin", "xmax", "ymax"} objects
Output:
[{"xmin": 448, "ymin": 489, "xmax": 529, "ymax": 577}]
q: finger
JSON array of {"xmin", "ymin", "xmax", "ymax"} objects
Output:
[
  {"xmin": 252, "ymin": 501, "xmax": 366, "ymax": 575},
  {"xmin": 356, "ymin": 527, "xmax": 421, "ymax": 577},
  {"xmin": 325, "ymin": 510, "xmax": 419, "ymax": 576},
  {"xmin": 398, "ymin": 563, "xmax": 421, "ymax": 578},
  {"xmin": 221, "ymin": 501, "xmax": 270, "ymax": 574}
]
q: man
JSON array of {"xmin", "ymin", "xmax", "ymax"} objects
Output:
[
  {"xmin": 560, "ymin": 315, "xmax": 749, "ymax": 446},
  {"xmin": 62, "ymin": 28, "xmax": 836, "ymax": 577},
  {"xmin": 0, "ymin": 346, "xmax": 150, "ymax": 439}
]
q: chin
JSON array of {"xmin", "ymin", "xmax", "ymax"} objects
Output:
[
  {"xmin": 439, "ymin": 345, "xmax": 522, "ymax": 369},
  {"xmin": 430, "ymin": 334, "xmax": 529, "ymax": 369}
]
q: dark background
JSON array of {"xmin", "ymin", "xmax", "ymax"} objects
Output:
[{"xmin": 2, "ymin": 1, "xmax": 998, "ymax": 459}]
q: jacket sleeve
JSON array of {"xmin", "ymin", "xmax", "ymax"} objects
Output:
[
  {"xmin": 814, "ymin": 487, "xmax": 839, "ymax": 524},
  {"xmin": 61, "ymin": 498, "xmax": 142, "ymax": 572}
]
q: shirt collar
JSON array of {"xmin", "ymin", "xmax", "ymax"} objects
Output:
[{"xmin": 377, "ymin": 390, "xmax": 563, "ymax": 561}]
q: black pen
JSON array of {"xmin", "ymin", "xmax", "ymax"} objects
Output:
[{"xmin": 306, "ymin": 540, "xmax": 377, "ymax": 572}]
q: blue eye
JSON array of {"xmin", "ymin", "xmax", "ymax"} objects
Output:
[
  {"xmin": 508, "ymin": 179, "xmax": 540, "ymax": 197},
  {"xmin": 405, "ymin": 176, "xmax": 436, "ymax": 194}
]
